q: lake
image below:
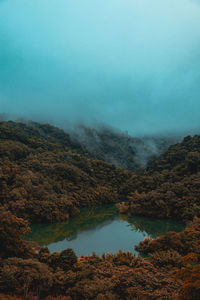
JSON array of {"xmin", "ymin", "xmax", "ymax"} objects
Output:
[{"xmin": 25, "ymin": 205, "xmax": 184, "ymax": 257}]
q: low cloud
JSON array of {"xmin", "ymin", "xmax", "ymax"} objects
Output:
[{"xmin": 0, "ymin": 0, "xmax": 200, "ymax": 136}]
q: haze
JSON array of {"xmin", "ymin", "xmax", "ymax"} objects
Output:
[{"xmin": 0, "ymin": 0, "xmax": 200, "ymax": 135}]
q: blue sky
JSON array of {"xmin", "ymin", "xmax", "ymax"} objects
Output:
[{"xmin": 0, "ymin": 0, "xmax": 200, "ymax": 135}]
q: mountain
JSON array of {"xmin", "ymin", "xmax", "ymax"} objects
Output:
[
  {"xmin": 1, "ymin": 120, "xmax": 200, "ymax": 299},
  {"xmin": 1, "ymin": 120, "xmax": 199, "ymax": 223},
  {"xmin": 0, "ymin": 121, "xmax": 131, "ymax": 223},
  {"xmin": 71, "ymin": 124, "xmax": 178, "ymax": 170},
  {"xmin": 120, "ymin": 134, "xmax": 200, "ymax": 221}
]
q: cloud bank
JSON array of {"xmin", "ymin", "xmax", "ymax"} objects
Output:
[{"xmin": 0, "ymin": 0, "xmax": 200, "ymax": 135}]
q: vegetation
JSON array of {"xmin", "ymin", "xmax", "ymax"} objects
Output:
[
  {"xmin": 1, "ymin": 207, "xmax": 199, "ymax": 299},
  {"xmin": 1, "ymin": 120, "xmax": 200, "ymax": 299},
  {"xmin": 1, "ymin": 120, "xmax": 200, "ymax": 224},
  {"xmin": 0, "ymin": 121, "xmax": 131, "ymax": 223},
  {"xmin": 119, "ymin": 135, "xmax": 200, "ymax": 221},
  {"xmin": 135, "ymin": 217, "xmax": 200, "ymax": 300},
  {"xmin": 71, "ymin": 124, "xmax": 177, "ymax": 170}
]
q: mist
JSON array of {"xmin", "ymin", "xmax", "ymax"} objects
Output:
[{"xmin": 1, "ymin": 0, "xmax": 200, "ymax": 136}]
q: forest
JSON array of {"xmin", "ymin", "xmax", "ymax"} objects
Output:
[{"xmin": 0, "ymin": 121, "xmax": 200, "ymax": 299}]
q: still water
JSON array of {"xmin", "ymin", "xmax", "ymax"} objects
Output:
[{"xmin": 26, "ymin": 205, "xmax": 184, "ymax": 257}]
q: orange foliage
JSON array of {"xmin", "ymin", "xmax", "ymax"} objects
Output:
[
  {"xmin": 1, "ymin": 121, "xmax": 200, "ymax": 299},
  {"xmin": 0, "ymin": 121, "xmax": 131, "ymax": 223},
  {"xmin": 175, "ymin": 265, "xmax": 200, "ymax": 300}
]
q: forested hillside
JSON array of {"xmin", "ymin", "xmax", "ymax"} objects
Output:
[
  {"xmin": 120, "ymin": 135, "xmax": 200, "ymax": 220},
  {"xmin": 1, "ymin": 121, "xmax": 200, "ymax": 299},
  {"xmin": 0, "ymin": 121, "xmax": 130, "ymax": 223},
  {"xmin": 1, "ymin": 120, "xmax": 200, "ymax": 223},
  {"xmin": 72, "ymin": 124, "xmax": 177, "ymax": 170}
]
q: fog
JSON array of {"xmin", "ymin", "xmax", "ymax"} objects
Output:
[{"xmin": 0, "ymin": 0, "xmax": 200, "ymax": 135}]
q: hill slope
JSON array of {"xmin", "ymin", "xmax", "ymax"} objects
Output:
[
  {"xmin": 1, "ymin": 120, "xmax": 200, "ymax": 222},
  {"xmin": 1, "ymin": 121, "xmax": 200, "ymax": 299},
  {"xmin": 120, "ymin": 135, "xmax": 200, "ymax": 220},
  {"xmin": 71, "ymin": 124, "xmax": 178, "ymax": 170},
  {"xmin": 0, "ymin": 121, "xmax": 131, "ymax": 222}
]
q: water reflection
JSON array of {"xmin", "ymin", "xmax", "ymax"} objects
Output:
[
  {"xmin": 25, "ymin": 205, "xmax": 184, "ymax": 256},
  {"xmin": 120, "ymin": 214, "xmax": 184, "ymax": 238},
  {"xmin": 26, "ymin": 205, "xmax": 118, "ymax": 246}
]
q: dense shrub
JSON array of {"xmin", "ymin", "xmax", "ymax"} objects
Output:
[{"xmin": 0, "ymin": 207, "xmax": 33, "ymax": 258}]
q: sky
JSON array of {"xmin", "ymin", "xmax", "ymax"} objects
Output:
[{"xmin": 0, "ymin": 0, "xmax": 200, "ymax": 136}]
